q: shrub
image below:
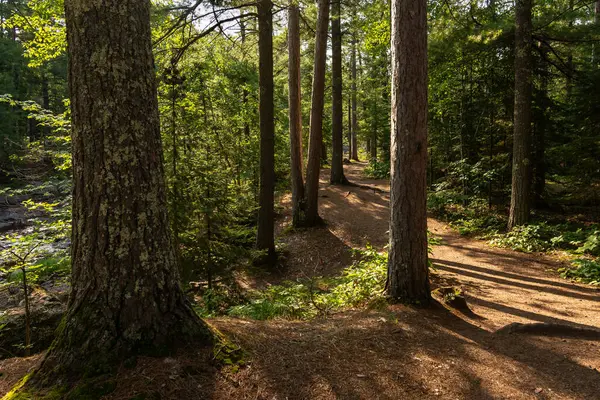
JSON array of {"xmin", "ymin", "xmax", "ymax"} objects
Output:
[
  {"xmin": 364, "ymin": 160, "xmax": 389, "ymax": 179},
  {"xmin": 559, "ymin": 259, "xmax": 600, "ymax": 285}
]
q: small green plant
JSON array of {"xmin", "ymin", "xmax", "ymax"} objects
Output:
[
  {"xmin": 227, "ymin": 238, "xmax": 441, "ymax": 320},
  {"xmin": 228, "ymin": 246, "xmax": 388, "ymax": 320},
  {"xmin": 576, "ymin": 230, "xmax": 600, "ymax": 256},
  {"xmin": 559, "ymin": 259, "xmax": 600, "ymax": 285},
  {"xmin": 488, "ymin": 224, "xmax": 553, "ymax": 253},
  {"xmin": 0, "ymin": 233, "xmax": 44, "ymax": 356}
]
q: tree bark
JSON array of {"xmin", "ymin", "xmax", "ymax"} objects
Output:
[
  {"xmin": 534, "ymin": 41, "xmax": 548, "ymax": 207},
  {"xmin": 304, "ymin": 0, "xmax": 329, "ymax": 226},
  {"xmin": 387, "ymin": 0, "xmax": 430, "ymax": 304},
  {"xmin": 347, "ymin": 95, "xmax": 352, "ymax": 158},
  {"xmin": 351, "ymin": 34, "xmax": 359, "ymax": 161},
  {"xmin": 371, "ymin": 97, "xmax": 378, "ymax": 161},
  {"xmin": 256, "ymin": 0, "xmax": 276, "ymax": 261},
  {"xmin": 32, "ymin": 0, "xmax": 212, "ymax": 383},
  {"xmin": 288, "ymin": 1, "xmax": 305, "ymax": 226},
  {"xmin": 508, "ymin": 0, "xmax": 533, "ymax": 230},
  {"xmin": 330, "ymin": 0, "xmax": 347, "ymax": 184}
]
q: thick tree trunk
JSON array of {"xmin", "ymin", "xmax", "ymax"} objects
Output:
[
  {"xmin": 508, "ymin": 0, "xmax": 533, "ymax": 230},
  {"xmin": 330, "ymin": 0, "xmax": 347, "ymax": 184},
  {"xmin": 351, "ymin": 35, "xmax": 359, "ymax": 161},
  {"xmin": 304, "ymin": 0, "xmax": 329, "ymax": 226},
  {"xmin": 288, "ymin": 1, "xmax": 305, "ymax": 226},
  {"xmin": 256, "ymin": 0, "xmax": 276, "ymax": 261},
  {"xmin": 33, "ymin": 0, "xmax": 212, "ymax": 383},
  {"xmin": 387, "ymin": 0, "xmax": 430, "ymax": 304}
]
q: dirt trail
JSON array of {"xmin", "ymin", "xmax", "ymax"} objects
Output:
[
  {"xmin": 1, "ymin": 163, "xmax": 599, "ymax": 399},
  {"xmin": 335, "ymin": 163, "xmax": 600, "ymax": 332},
  {"xmin": 225, "ymin": 162, "xmax": 599, "ymax": 399}
]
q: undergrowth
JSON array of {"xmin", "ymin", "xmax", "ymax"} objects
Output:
[
  {"xmin": 363, "ymin": 160, "xmax": 390, "ymax": 179},
  {"xmin": 227, "ymin": 246, "xmax": 388, "ymax": 320}
]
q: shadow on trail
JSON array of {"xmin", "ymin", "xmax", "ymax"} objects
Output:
[
  {"xmin": 214, "ymin": 302, "xmax": 600, "ymax": 399},
  {"xmin": 433, "ymin": 260, "xmax": 600, "ymax": 302}
]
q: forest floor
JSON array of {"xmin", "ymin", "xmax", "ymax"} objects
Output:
[{"xmin": 1, "ymin": 163, "xmax": 600, "ymax": 399}]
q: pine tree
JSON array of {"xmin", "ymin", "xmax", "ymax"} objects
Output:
[
  {"xmin": 387, "ymin": 0, "xmax": 430, "ymax": 303},
  {"xmin": 28, "ymin": 0, "xmax": 212, "ymax": 385}
]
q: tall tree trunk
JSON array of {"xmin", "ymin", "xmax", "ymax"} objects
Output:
[
  {"xmin": 371, "ymin": 96, "xmax": 378, "ymax": 161},
  {"xmin": 330, "ymin": 0, "xmax": 347, "ymax": 184},
  {"xmin": 351, "ymin": 34, "xmax": 359, "ymax": 161},
  {"xmin": 347, "ymin": 95, "xmax": 352, "ymax": 158},
  {"xmin": 534, "ymin": 42, "xmax": 548, "ymax": 208},
  {"xmin": 566, "ymin": 0, "xmax": 574, "ymax": 97},
  {"xmin": 288, "ymin": 1, "xmax": 305, "ymax": 226},
  {"xmin": 256, "ymin": 0, "xmax": 276, "ymax": 261},
  {"xmin": 41, "ymin": 72, "xmax": 50, "ymax": 142},
  {"xmin": 304, "ymin": 0, "xmax": 329, "ymax": 226},
  {"xmin": 387, "ymin": 0, "xmax": 430, "ymax": 303},
  {"xmin": 594, "ymin": 1, "xmax": 600, "ymax": 65},
  {"xmin": 241, "ymin": 12, "xmax": 251, "ymax": 138},
  {"xmin": 31, "ymin": 0, "xmax": 212, "ymax": 384},
  {"xmin": 508, "ymin": 0, "xmax": 533, "ymax": 229}
]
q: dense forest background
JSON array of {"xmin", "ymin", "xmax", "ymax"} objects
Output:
[
  {"xmin": 0, "ymin": 0, "xmax": 600, "ymax": 398},
  {"xmin": 2, "ymin": 0, "xmax": 599, "ymax": 287}
]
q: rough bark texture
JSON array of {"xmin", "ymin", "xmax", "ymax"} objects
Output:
[
  {"xmin": 33, "ymin": 0, "xmax": 212, "ymax": 384},
  {"xmin": 288, "ymin": 2, "xmax": 305, "ymax": 227},
  {"xmin": 351, "ymin": 35, "xmax": 359, "ymax": 161},
  {"xmin": 330, "ymin": 0, "xmax": 347, "ymax": 184},
  {"xmin": 387, "ymin": 0, "xmax": 430, "ymax": 304},
  {"xmin": 508, "ymin": 0, "xmax": 533, "ymax": 230},
  {"xmin": 305, "ymin": 0, "xmax": 329, "ymax": 226},
  {"xmin": 256, "ymin": 0, "xmax": 276, "ymax": 260}
]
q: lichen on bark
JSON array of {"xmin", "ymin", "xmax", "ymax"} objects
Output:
[{"xmin": 10, "ymin": 0, "xmax": 213, "ymax": 393}]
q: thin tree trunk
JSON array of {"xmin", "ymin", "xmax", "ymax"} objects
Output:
[
  {"xmin": 534, "ymin": 41, "xmax": 549, "ymax": 207},
  {"xmin": 387, "ymin": 0, "xmax": 430, "ymax": 303},
  {"xmin": 241, "ymin": 12, "xmax": 251, "ymax": 138},
  {"xmin": 304, "ymin": 0, "xmax": 329, "ymax": 226},
  {"xmin": 21, "ymin": 266, "xmax": 30, "ymax": 357},
  {"xmin": 256, "ymin": 0, "xmax": 276, "ymax": 261},
  {"xmin": 594, "ymin": 1, "xmax": 600, "ymax": 65},
  {"xmin": 371, "ymin": 97, "xmax": 378, "ymax": 161},
  {"xmin": 41, "ymin": 72, "xmax": 50, "ymax": 142},
  {"xmin": 508, "ymin": 0, "xmax": 533, "ymax": 229},
  {"xmin": 351, "ymin": 34, "xmax": 359, "ymax": 161},
  {"xmin": 32, "ymin": 0, "xmax": 212, "ymax": 384},
  {"xmin": 330, "ymin": 0, "xmax": 347, "ymax": 184},
  {"xmin": 288, "ymin": 1, "xmax": 305, "ymax": 226},
  {"xmin": 347, "ymin": 95, "xmax": 352, "ymax": 158}
]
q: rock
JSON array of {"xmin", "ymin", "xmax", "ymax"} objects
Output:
[{"xmin": 432, "ymin": 286, "xmax": 470, "ymax": 311}]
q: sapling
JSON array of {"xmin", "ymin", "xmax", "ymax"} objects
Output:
[{"xmin": 0, "ymin": 233, "xmax": 42, "ymax": 356}]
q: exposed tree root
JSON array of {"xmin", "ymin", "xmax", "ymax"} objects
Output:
[{"xmin": 495, "ymin": 322, "xmax": 600, "ymax": 339}]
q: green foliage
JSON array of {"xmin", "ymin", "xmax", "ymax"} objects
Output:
[
  {"xmin": 228, "ymin": 246, "xmax": 388, "ymax": 320},
  {"xmin": 363, "ymin": 159, "xmax": 389, "ymax": 179},
  {"xmin": 0, "ymin": 95, "xmax": 71, "ymax": 174},
  {"xmin": 428, "ymin": 190, "xmax": 506, "ymax": 236},
  {"xmin": 488, "ymin": 224, "xmax": 554, "ymax": 253},
  {"xmin": 559, "ymin": 259, "xmax": 600, "ymax": 285},
  {"xmin": 5, "ymin": 0, "xmax": 66, "ymax": 68},
  {"xmin": 576, "ymin": 230, "xmax": 600, "ymax": 256}
]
